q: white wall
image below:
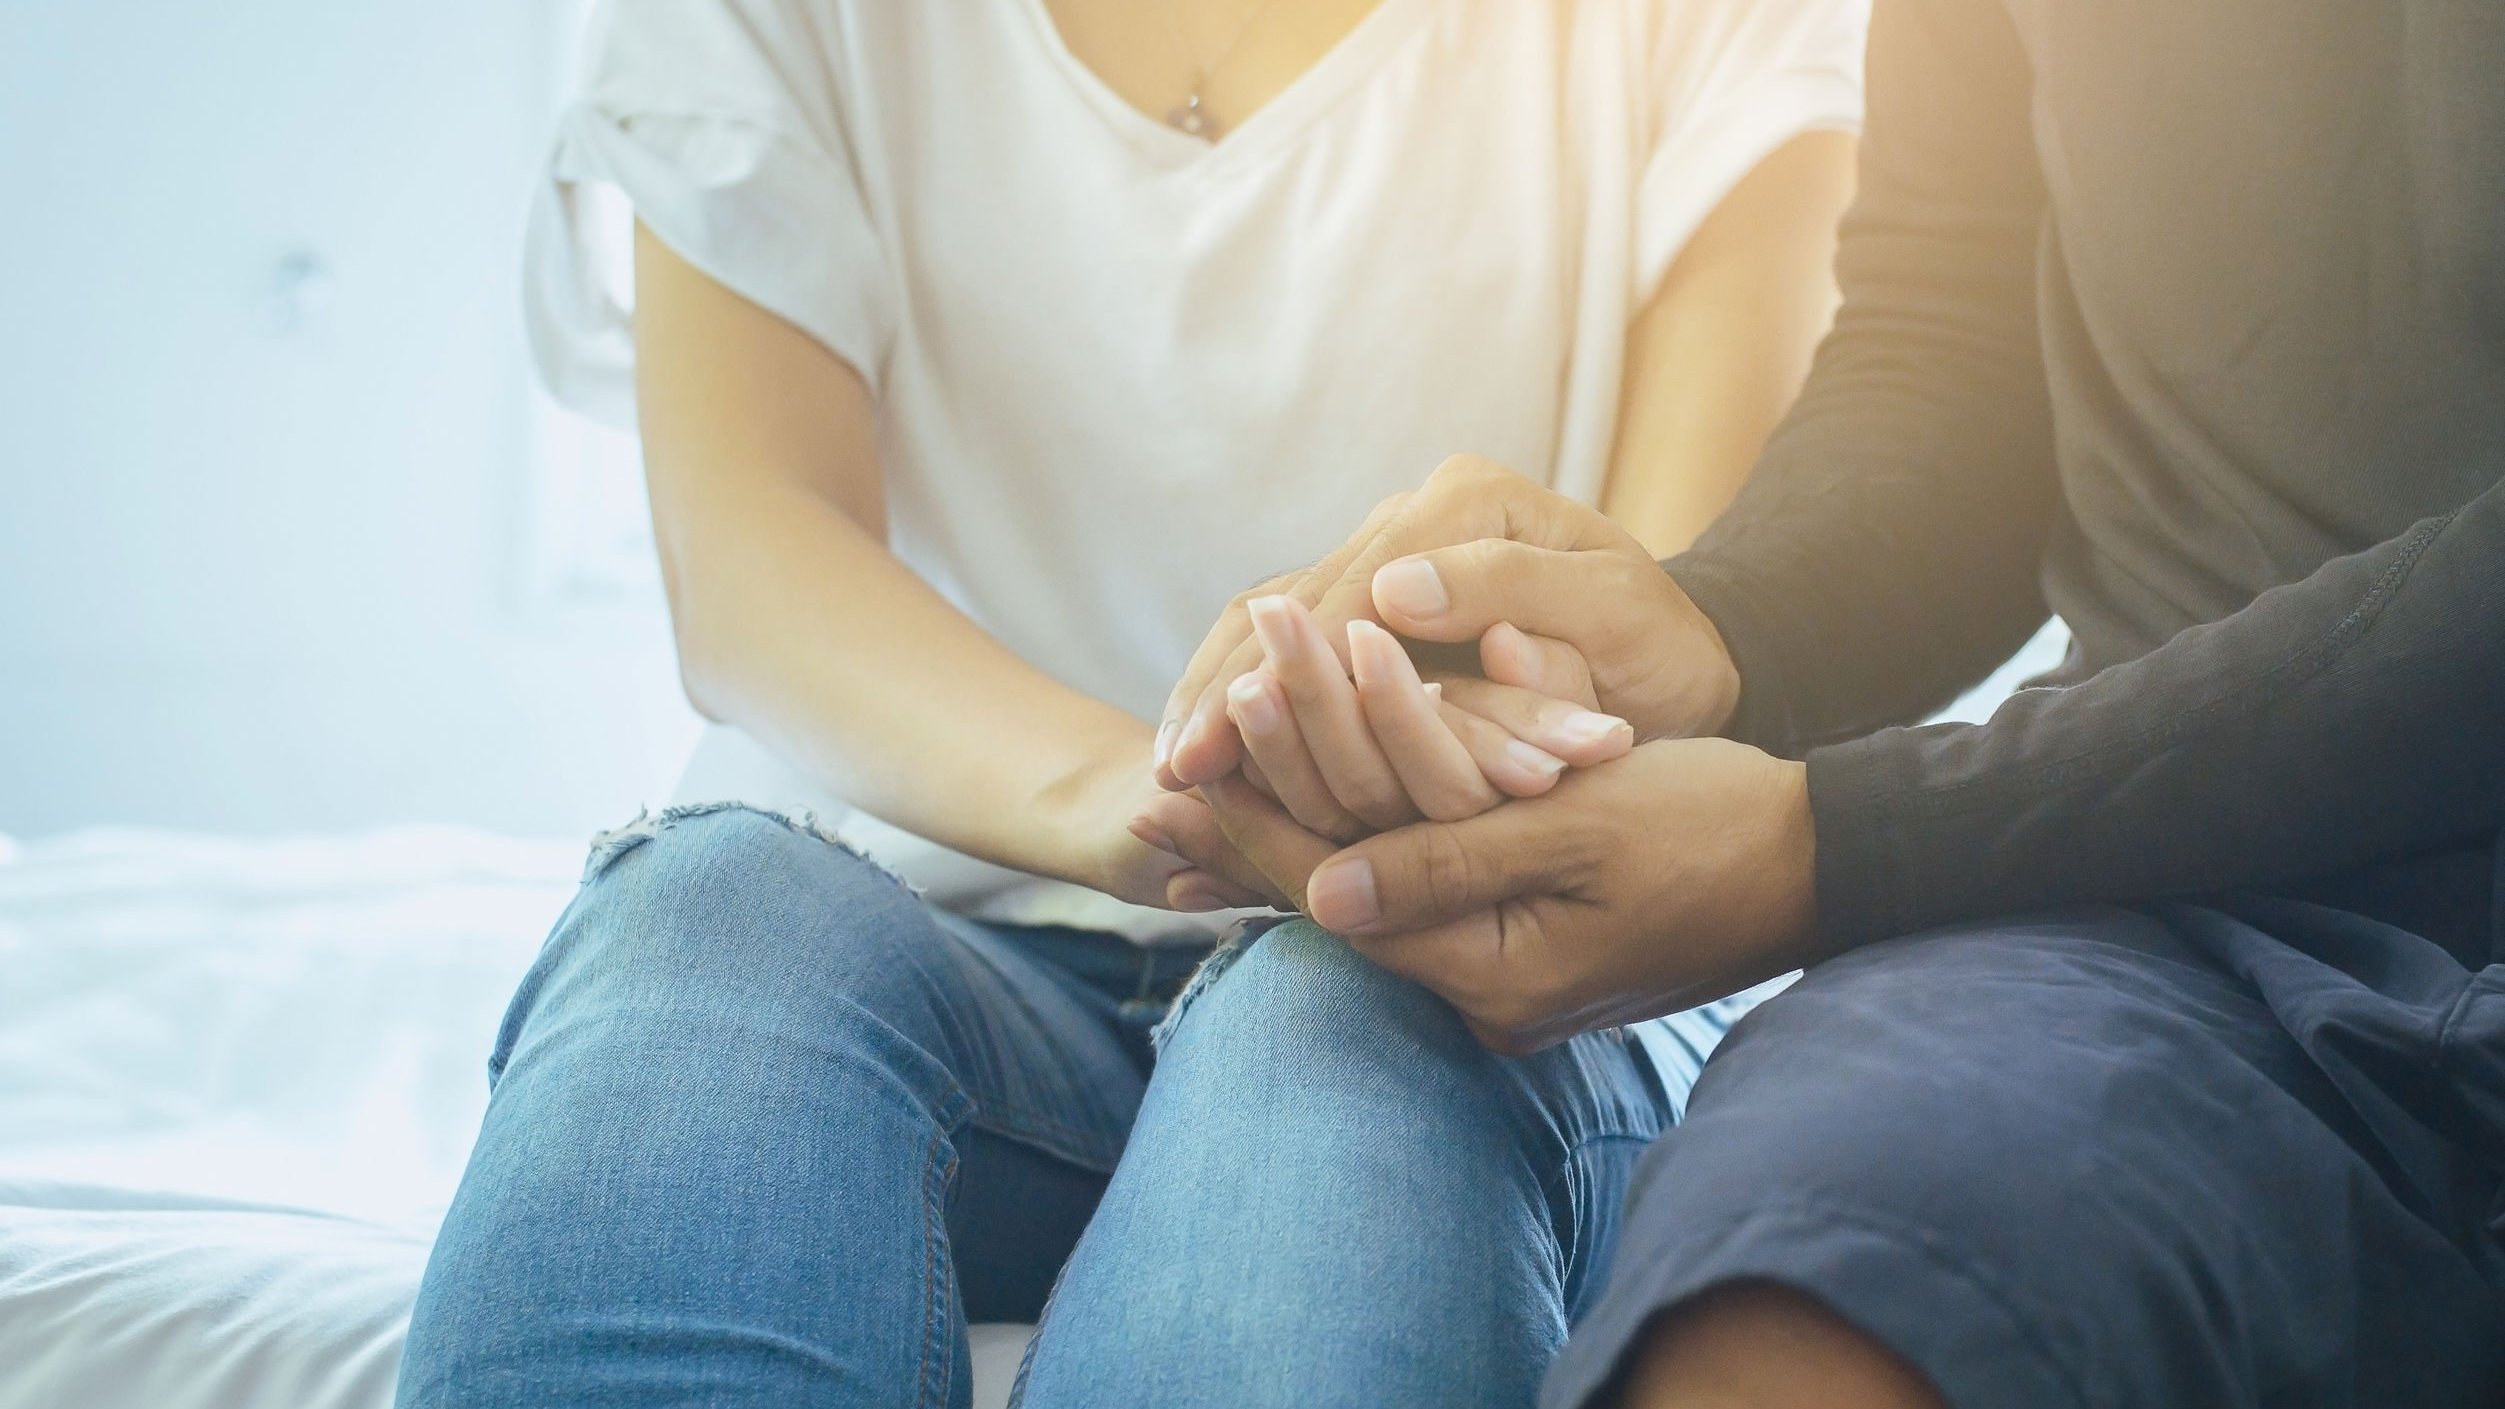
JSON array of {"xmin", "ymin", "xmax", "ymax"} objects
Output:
[{"xmin": 0, "ymin": 0, "xmax": 700, "ymax": 837}]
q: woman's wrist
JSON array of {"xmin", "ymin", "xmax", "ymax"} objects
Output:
[{"xmin": 1014, "ymin": 711, "xmax": 1158, "ymax": 890}]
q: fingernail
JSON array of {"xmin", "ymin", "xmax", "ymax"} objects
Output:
[
  {"xmin": 1559, "ymin": 710, "xmax": 1630, "ymax": 747},
  {"xmin": 1153, "ymin": 719, "xmax": 1179, "ymax": 771},
  {"xmin": 1375, "ymin": 560, "xmax": 1449, "ymax": 621},
  {"xmin": 1129, "ymin": 818, "xmax": 1178, "ymax": 855},
  {"xmin": 1506, "ymin": 739, "xmax": 1566, "ymax": 778},
  {"xmin": 1308, "ymin": 857, "xmax": 1380, "ymax": 931},
  {"xmin": 1247, "ymin": 596, "xmax": 1299, "ymax": 661},
  {"xmin": 1345, "ymin": 618, "xmax": 1392, "ymax": 685},
  {"xmin": 1227, "ymin": 673, "xmax": 1281, "ymax": 736},
  {"xmin": 1423, "ymin": 681, "xmax": 1444, "ymax": 701},
  {"xmin": 1176, "ymin": 709, "xmax": 1215, "ymax": 763}
]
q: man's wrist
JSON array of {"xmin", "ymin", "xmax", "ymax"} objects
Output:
[
  {"xmin": 1659, "ymin": 554, "xmax": 1773, "ymax": 747},
  {"xmin": 1765, "ymin": 757, "xmax": 1821, "ymax": 959},
  {"xmin": 1681, "ymin": 600, "xmax": 1745, "ymax": 739}
]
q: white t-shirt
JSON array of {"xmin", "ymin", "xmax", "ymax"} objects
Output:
[{"xmin": 527, "ymin": 0, "xmax": 1866, "ymax": 943}]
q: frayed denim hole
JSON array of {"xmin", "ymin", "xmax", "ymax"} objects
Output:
[
  {"xmin": 578, "ymin": 800, "xmax": 921, "ymax": 897},
  {"xmin": 1146, "ymin": 915, "xmax": 1290, "ymax": 1056}
]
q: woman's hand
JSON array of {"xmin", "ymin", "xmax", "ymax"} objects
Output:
[
  {"xmin": 1041, "ymin": 727, "xmax": 1288, "ymax": 913},
  {"xmin": 1155, "ymin": 457, "xmax": 1741, "ymax": 795},
  {"xmin": 1132, "ymin": 595, "xmax": 1635, "ymax": 898},
  {"xmin": 1219, "ymin": 597, "xmax": 1634, "ymax": 843}
]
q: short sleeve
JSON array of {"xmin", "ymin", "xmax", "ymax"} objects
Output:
[
  {"xmin": 523, "ymin": 0, "xmax": 895, "ymax": 424},
  {"xmin": 1633, "ymin": 0, "xmax": 1869, "ymax": 298}
]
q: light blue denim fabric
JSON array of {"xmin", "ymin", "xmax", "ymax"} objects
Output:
[{"xmin": 396, "ymin": 804, "xmax": 1758, "ymax": 1409}]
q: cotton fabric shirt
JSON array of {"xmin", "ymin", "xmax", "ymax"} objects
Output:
[
  {"xmin": 528, "ymin": 0, "xmax": 1865, "ymax": 940},
  {"xmin": 1661, "ymin": 0, "xmax": 2504, "ymax": 958}
]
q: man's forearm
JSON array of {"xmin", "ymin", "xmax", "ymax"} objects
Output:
[
  {"xmin": 1657, "ymin": 0, "xmax": 2064, "ymax": 756},
  {"xmin": 1804, "ymin": 477, "xmax": 2505, "ymax": 949}
]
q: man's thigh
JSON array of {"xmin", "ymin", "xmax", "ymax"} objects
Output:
[{"xmin": 1543, "ymin": 904, "xmax": 2505, "ymax": 1409}]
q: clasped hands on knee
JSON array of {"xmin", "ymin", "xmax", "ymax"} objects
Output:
[{"xmin": 1134, "ymin": 455, "xmax": 1827, "ymax": 1054}]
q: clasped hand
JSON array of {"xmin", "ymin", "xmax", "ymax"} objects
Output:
[{"xmin": 1136, "ymin": 457, "xmax": 1826, "ymax": 1055}]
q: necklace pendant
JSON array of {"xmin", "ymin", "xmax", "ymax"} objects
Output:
[{"xmin": 1165, "ymin": 93, "xmax": 1219, "ymax": 140}]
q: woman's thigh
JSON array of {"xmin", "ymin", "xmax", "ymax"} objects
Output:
[
  {"xmin": 1016, "ymin": 919, "xmax": 1674, "ymax": 1409},
  {"xmin": 400, "ymin": 805, "xmax": 1144, "ymax": 1409}
]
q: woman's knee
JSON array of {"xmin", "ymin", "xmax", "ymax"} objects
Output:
[
  {"xmin": 493, "ymin": 805, "xmax": 938, "ymax": 1078},
  {"xmin": 1155, "ymin": 919, "xmax": 1473, "ymax": 1070}
]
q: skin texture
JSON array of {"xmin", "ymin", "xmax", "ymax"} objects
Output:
[
  {"xmin": 1142, "ymin": 462, "xmax": 1826, "ymax": 1054},
  {"xmin": 1610, "ymin": 1284, "xmax": 1950, "ymax": 1409},
  {"xmin": 1192, "ymin": 738, "xmax": 1821, "ymax": 1056},
  {"xmin": 1157, "ymin": 456, "xmax": 1747, "ymax": 795},
  {"xmin": 1045, "ymin": 0, "xmax": 1385, "ymax": 139}
]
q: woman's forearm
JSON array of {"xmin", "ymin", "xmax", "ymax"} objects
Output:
[
  {"xmin": 633, "ymin": 223, "xmax": 1141, "ymax": 885},
  {"xmin": 665, "ymin": 477, "xmax": 1146, "ymax": 880}
]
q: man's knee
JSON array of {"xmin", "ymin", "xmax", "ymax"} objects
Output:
[
  {"xmin": 1666, "ymin": 912, "xmax": 2258, "ymax": 1198},
  {"xmin": 1564, "ymin": 914, "xmax": 2304, "ymax": 1409},
  {"xmin": 1611, "ymin": 1282, "xmax": 1947, "ymax": 1409}
]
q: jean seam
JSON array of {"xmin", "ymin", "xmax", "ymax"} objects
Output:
[
  {"xmin": 1543, "ymin": 1130, "xmax": 1660, "ymax": 1306},
  {"xmin": 916, "ymin": 1119, "xmax": 959, "ymax": 1409}
]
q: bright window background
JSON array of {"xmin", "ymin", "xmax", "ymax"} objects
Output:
[{"xmin": 0, "ymin": 0, "xmax": 698, "ymax": 838}]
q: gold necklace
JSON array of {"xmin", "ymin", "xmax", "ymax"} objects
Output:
[{"xmin": 1163, "ymin": 0, "xmax": 1286, "ymax": 139}]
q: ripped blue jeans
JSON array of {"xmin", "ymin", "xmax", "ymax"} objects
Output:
[{"xmin": 396, "ymin": 804, "xmax": 1764, "ymax": 1409}]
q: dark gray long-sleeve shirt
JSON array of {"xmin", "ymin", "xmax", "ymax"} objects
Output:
[{"xmin": 1664, "ymin": 0, "xmax": 2505, "ymax": 957}]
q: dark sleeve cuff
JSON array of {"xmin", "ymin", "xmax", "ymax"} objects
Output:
[
  {"xmin": 1661, "ymin": 553, "xmax": 1804, "ymax": 756},
  {"xmin": 1803, "ymin": 727, "xmax": 1935, "ymax": 951}
]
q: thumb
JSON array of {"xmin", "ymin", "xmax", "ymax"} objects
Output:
[
  {"xmin": 1305, "ymin": 802, "xmax": 1578, "ymax": 936},
  {"xmin": 1371, "ymin": 540, "xmax": 1633, "ymax": 649}
]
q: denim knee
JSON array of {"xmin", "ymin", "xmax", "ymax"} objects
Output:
[
  {"xmin": 487, "ymin": 804, "xmax": 933, "ymax": 1086},
  {"xmin": 1153, "ymin": 918, "xmax": 1474, "ymax": 1067}
]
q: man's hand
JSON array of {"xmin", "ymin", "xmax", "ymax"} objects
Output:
[
  {"xmin": 1196, "ymin": 738, "xmax": 1825, "ymax": 1055},
  {"xmin": 1156, "ymin": 456, "xmax": 1743, "ymax": 792}
]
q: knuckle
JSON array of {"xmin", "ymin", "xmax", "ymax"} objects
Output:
[
  {"xmin": 1344, "ymin": 781, "xmax": 1411, "ymax": 830},
  {"xmin": 1450, "ymin": 536, "xmax": 1505, "ymax": 581},
  {"xmin": 1286, "ymin": 798, "xmax": 1355, "ymax": 842},
  {"xmin": 1604, "ymin": 550, "xmax": 1654, "ymax": 596},
  {"xmin": 1424, "ymin": 455, "xmax": 1491, "ymax": 505},
  {"xmin": 1415, "ymin": 782, "xmax": 1485, "ymax": 824},
  {"xmin": 1418, "ymin": 827, "xmax": 1480, "ymax": 914}
]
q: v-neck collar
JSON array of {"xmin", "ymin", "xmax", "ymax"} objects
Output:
[{"xmin": 1016, "ymin": 0, "xmax": 1434, "ymax": 174}]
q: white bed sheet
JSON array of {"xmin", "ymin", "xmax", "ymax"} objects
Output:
[{"xmin": 0, "ymin": 824, "xmax": 1030, "ymax": 1409}]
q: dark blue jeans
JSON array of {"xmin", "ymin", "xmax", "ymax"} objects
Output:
[
  {"xmin": 395, "ymin": 805, "xmax": 1764, "ymax": 1408},
  {"xmin": 1548, "ymin": 895, "xmax": 2505, "ymax": 1409}
]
